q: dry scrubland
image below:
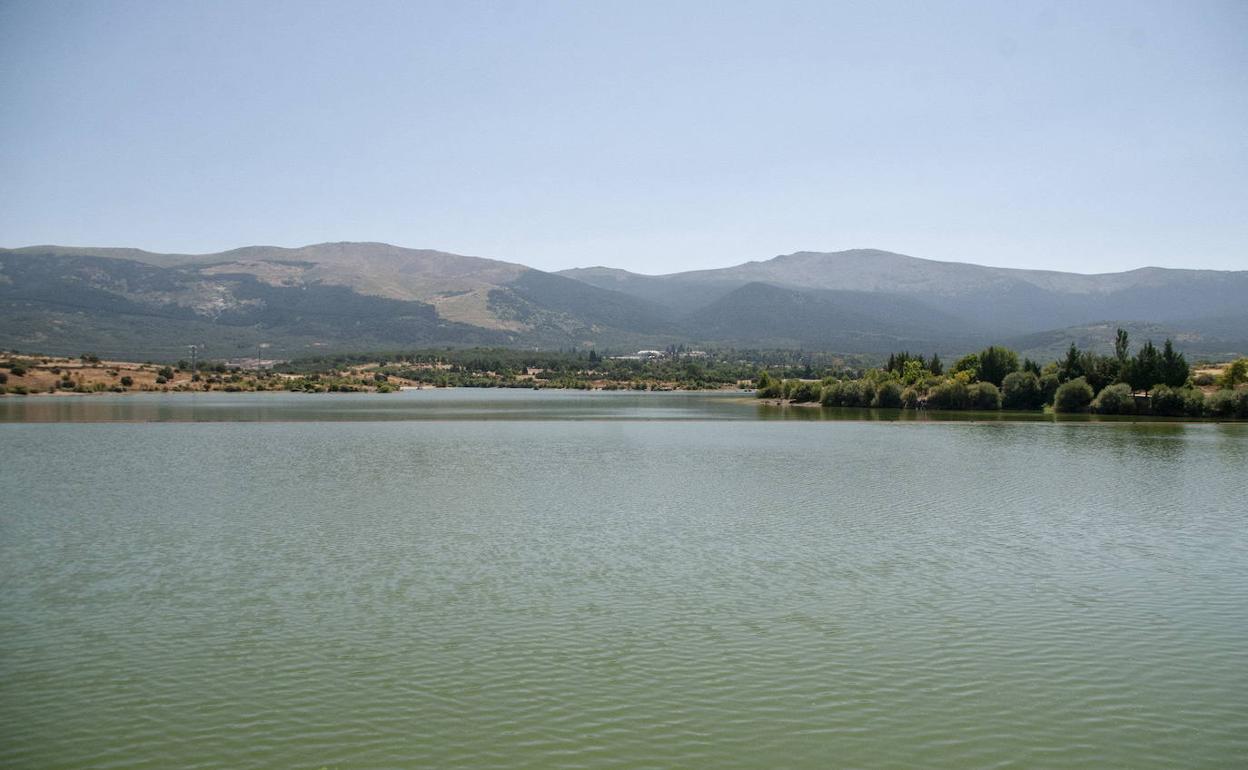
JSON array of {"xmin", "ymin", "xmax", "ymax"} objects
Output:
[
  {"xmin": 0, "ymin": 354, "xmax": 412, "ymax": 395},
  {"xmin": 0, "ymin": 353, "xmax": 745, "ymax": 395}
]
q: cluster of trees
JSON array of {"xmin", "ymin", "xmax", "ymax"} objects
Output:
[
  {"xmin": 299, "ymin": 348, "xmax": 765, "ymax": 390},
  {"xmin": 757, "ymin": 333, "xmax": 1248, "ymax": 419}
]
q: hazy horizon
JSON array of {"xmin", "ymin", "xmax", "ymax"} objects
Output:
[{"xmin": 2, "ymin": 1, "xmax": 1246, "ymax": 274}]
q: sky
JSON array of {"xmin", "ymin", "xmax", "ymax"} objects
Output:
[{"xmin": 1, "ymin": 0, "xmax": 1245, "ymax": 275}]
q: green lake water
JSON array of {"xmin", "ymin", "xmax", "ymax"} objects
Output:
[{"xmin": 2, "ymin": 390, "xmax": 1246, "ymax": 768}]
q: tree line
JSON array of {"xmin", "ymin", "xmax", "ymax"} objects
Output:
[{"xmin": 757, "ymin": 332, "xmax": 1248, "ymax": 419}]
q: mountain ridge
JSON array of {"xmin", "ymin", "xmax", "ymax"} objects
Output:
[{"xmin": 2, "ymin": 242, "xmax": 1245, "ymax": 361}]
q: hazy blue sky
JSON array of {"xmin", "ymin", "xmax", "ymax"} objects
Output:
[{"xmin": 1, "ymin": 0, "xmax": 1245, "ymax": 274}]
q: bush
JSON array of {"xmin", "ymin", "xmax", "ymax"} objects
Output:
[
  {"xmin": 1001, "ymin": 371, "xmax": 1043, "ymax": 410},
  {"xmin": 969, "ymin": 381, "xmax": 1002, "ymax": 410},
  {"xmin": 1180, "ymin": 387, "xmax": 1206, "ymax": 417},
  {"xmin": 1236, "ymin": 390, "xmax": 1248, "ymax": 420},
  {"xmin": 1092, "ymin": 383, "xmax": 1135, "ymax": 415},
  {"xmin": 927, "ymin": 380, "xmax": 970, "ymax": 410},
  {"xmin": 1054, "ymin": 377, "xmax": 1094, "ymax": 413},
  {"xmin": 900, "ymin": 386, "xmax": 921, "ymax": 409},
  {"xmin": 1039, "ymin": 373, "xmax": 1060, "ymax": 406},
  {"xmin": 9, "ymin": 365, "xmax": 26, "ymax": 377},
  {"xmin": 1220, "ymin": 358, "xmax": 1248, "ymax": 388},
  {"xmin": 1204, "ymin": 389, "xmax": 1236, "ymax": 418},
  {"xmin": 821, "ymin": 379, "xmax": 872, "ymax": 407},
  {"xmin": 1150, "ymin": 385, "xmax": 1187, "ymax": 416},
  {"xmin": 872, "ymin": 381, "xmax": 903, "ymax": 409},
  {"xmin": 119, "ymin": 376, "xmax": 134, "ymax": 387},
  {"xmin": 0, "ymin": 372, "xmax": 6, "ymax": 385},
  {"xmin": 155, "ymin": 376, "xmax": 168, "ymax": 384},
  {"xmin": 789, "ymin": 380, "xmax": 821, "ymax": 403},
  {"xmin": 755, "ymin": 371, "xmax": 783, "ymax": 399},
  {"xmin": 1193, "ymin": 372, "xmax": 1216, "ymax": 386}
]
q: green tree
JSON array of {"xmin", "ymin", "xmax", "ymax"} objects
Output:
[
  {"xmin": 928, "ymin": 353, "xmax": 943, "ymax": 376},
  {"xmin": 1054, "ymin": 377, "xmax": 1094, "ymax": 412},
  {"xmin": 1157, "ymin": 339, "xmax": 1188, "ymax": 388},
  {"xmin": 1039, "ymin": 373, "xmax": 1060, "ymax": 406},
  {"xmin": 952, "ymin": 353, "xmax": 980, "ymax": 380},
  {"xmin": 789, "ymin": 380, "xmax": 821, "ymax": 403},
  {"xmin": 1079, "ymin": 352, "xmax": 1122, "ymax": 393},
  {"xmin": 1092, "ymin": 383, "xmax": 1135, "ymax": 415},
  {"xmin": 1205, "ymin": 389, "xmax": 1236, "ymax": 418},
  {"xmin": 1219, "ymin": 358, "xmax": 1248, "ymax": 388},
  {"xmin": 927, "ymin": 380, "xmax": 970, "ymax": 410},
  {"xmin": 872, "ymin": 381, "xmax": 903, "ymax": 409},
  {"xmin": 1114, "ymin": 328, "xmax": 1130, "ymax": 363},
  {"xmin": 1001, "ymin": 371, "xmax": 1044, "ymax": 410},
  {"xmin": 976, "ymin": 346, "xmax": 1020, "ymax": 387},
  {"xmin": 969, "ymin": 381, "xmax": 1002, "ymax": 410},
  {"xmin": 755, "ymin": 371, "xmax": 783, "ymax": 399},
  {"xmin": 1058, "ymin": 343, "xmax": 1083, "ymax": 383},
  {"xmin": 901, "ymin": 359, "xmax": 926, "ymax": 385},
  {"xmin": 1126, "ymin": 340, "xmax": 1161, "ymax": 394}
]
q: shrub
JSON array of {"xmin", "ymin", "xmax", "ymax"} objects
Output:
[
  {"xmin": 969, "ymin": 381, "xmax": 1002, "ymax": 410},
  {"xmin": 1180, "ymin": 388, "xmax": 1205, "ymax": 417},
  {"xmin": 872, "ymin": 381, "xmax": 903, "ymax": 409},
  {"xmin": 822, "ymin": 379, "xmax": 873, "ymax": 407},
  {"xmin": 0, "ymin": 372, "xmax": 6, "ymax": 384},
  {"xmin": 1149, "ymin": 385, "xmax": 1187, "ymax": 417},
  {"xmin": 1092, "ymin": 383, "xmax": 1135, "ymax": 415},
  {"xmin": 927, "ymin": 380, "xmax": 970, "ymax": 410},
  {"xmin": 900, "ymin": 386, "xmax": 921, "ymax": 409},
  {"xmin": 1054, "ymin": 377, "xmax": 1094, "ymax": 413},
  {"xmin": 1219, "ymin": 358, "xmax": 1248, "ymax": 388},
  {"xmin": 1236, "ymin": 389, "xmax": 1248, "ymax": 420},
  {"xmin": 9, "ymin": 365, "xmax": 26, "ymax": 377},
  {"xmin": 1193, "ymin": 372, "xmax": 1215, "ymax": 386},
  {"xmin": 755, "ymin": 371, "xmax": 783, "ymax": 399},
  {"xmin": 155, "ymin": 376, "xmax": 168, "ymax": 384},
  {"xmin": 849, "ymin": 380, "xmax": 874, "ymax": 407},
  {"xmin": 1204, "ymin": 389, "xmax": 1236, "ymax": 418},
  {"xmin": 119, "ymin": 376, "xmax": 134, "ymax": 387},
  {"xmin": 1001, "ymin": 371, "xmax": 1043, "ymax": 410},
  {"xmin": 789, "ymin": 380, "xmax": 821, "ymax": 403},
  {"xmin": 1039, "ymin": 373, "xmax": 1060, "ymax": 406}
]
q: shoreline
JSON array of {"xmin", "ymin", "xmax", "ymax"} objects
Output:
[{"xmin": 3, "ymin": 388, "xmax": 1244, "ymax": 425}]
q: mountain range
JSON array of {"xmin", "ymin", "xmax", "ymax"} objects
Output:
[{"xmin": 1, "ymin": 242, "xmax": 1244, "ymax": 362}]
